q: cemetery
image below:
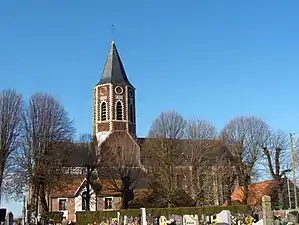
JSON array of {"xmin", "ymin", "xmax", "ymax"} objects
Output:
[{"xmin": 14, "ymin": 195, "xmax": 293, "ymax": 225}]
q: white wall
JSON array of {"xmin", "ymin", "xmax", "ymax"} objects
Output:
[{"xmin": 75, "ymin": 185, "xmax": 96, "ymax": 212}]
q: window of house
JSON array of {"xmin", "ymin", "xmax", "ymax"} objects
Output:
[
  {"xmin": 104, "ymin": 197, "xmax": 113, "ymax": 209},
  {"xmin": 129, "ymin": 104, "xmax": 134, "ymax": 122},
  {"xmin": 176, "ymin": 174, "xmax": 183, "ymax": 189},
  {"xmin": 116, "ymin": 101, "xmax": 122, "ymax": 120},
  {"xmin": 82, "ymin": 191, "xmax": 87, "ymax": 211},
  {"xmin": 101, "ymin": 102, "xmax": 107, "ymax": 121},
  {"xmin": 58, "ymin": 199, "xmax": 67, "ymax": 211}
]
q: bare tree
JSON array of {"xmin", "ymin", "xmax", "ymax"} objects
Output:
[
  {"xmin": 0, "ymin": 89, "xmax": 23, "ymax": 201},
  {"xmin": 184, "ymin": 119, "xmax": 218, "ymax": 206},
  {"xmin": 263, "ymin": 130, "xmax": 291, "ymax": 208},
  {"xmin": 99, "ymin": 132, "xmax": 140, "ymax": 209},
  {"xmin": 148, "ymin": 110, "xmax": 186, "ymax": 139},
  {"xmin": 220, "ymin": 116, "xmax": 270, "ymax": 204},
  {"xmin": 14, "ymin": 93, "xmax": 75, "ymax": 216},
  {"xmin": 144, "ymin": 111, "xmax": 187, "ymax": 207}
]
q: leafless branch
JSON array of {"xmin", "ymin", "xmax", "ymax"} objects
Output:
[
  {"xmin": 12, "ymin": 93, "xmax": 75, "ymax": 215},
  {"xmin": 220, "ymin": 116, "xmax": 270, "ymax": 204},
  {"xmin": 0, "ymin": 89, "xmax": 23, "ymax": 201},
  {"xmin": 98, "ymin": 132, "xmax": 140, "ymax": 209},
  {"xmin": 262, "ymin": 130, "xmax": 291, "ymax": 208}
]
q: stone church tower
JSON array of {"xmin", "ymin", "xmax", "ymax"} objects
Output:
[{"xmin": 93, "ymin": 41, "xmax": 136, "ymax": 140}]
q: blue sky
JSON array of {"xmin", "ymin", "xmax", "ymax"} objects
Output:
[{"xmin": 1, "ymin": 0, "xmax": 299, "ymax": 216}]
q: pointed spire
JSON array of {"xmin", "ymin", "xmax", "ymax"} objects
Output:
[{"xmin": 97, "ymin": 41, "xmax": 133, "ymax": 87}]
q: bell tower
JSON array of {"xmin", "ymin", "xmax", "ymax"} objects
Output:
[{"xmin": 93, "ymin": 41, "xmax": 136, "ymax": 138}]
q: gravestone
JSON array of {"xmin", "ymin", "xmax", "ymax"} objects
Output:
[
  {"xmin": 0, "ymin": 209, "xmax": 6, "ymax": 222},
  {"xmin": 124, "ymin": 215, "xmax": 128, "ymax": 225},
  {"xmin": 6, "ymin": 212, "xmax": 13, "ymax": 225},
  {"xmin": 216, "ymin": 210, "xmax": 231, "ymax": 225},
  {"xmin": 182, "ymin": 215, "xmax": 199, "ymax": 225},
  {"xmin": 141, "ymin": 208, "xmax": 147, "ymax": 225},
  {"xmin": 253, "ymin": 219, "xmax": 263, "ymax": 225},
  {"xmin": 153, "ymin": 216, "xmax": 159, "ymax": 225},
  {"xmin": 262, "ymin": 195, "xmax": 273, "ymax": 225},
  {"xmin": 287, "ymin": 211, "xmax": 298, "ymax": 224},
  {"xmin": 117, "ymin": 212, "xmax": 120, "ymax": 224},
  {"xmin": 169, "ymin": 215, "xmax": 183, "ymax": 225},
  {"xmin": 148, "ymin": 215, "xmax": 154, "ymax": 225}
]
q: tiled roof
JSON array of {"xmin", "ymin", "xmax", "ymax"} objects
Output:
[
  {"xmin": 50, "ymin": 178, "xmax": 131, "ymax": 198},
  {"xmin": 231, "ymin": 180, "xmax": 280, "ymax": 206},
  {"xmin": 51, "ymin": 178, "xmax": 84, "ymax": 197}
]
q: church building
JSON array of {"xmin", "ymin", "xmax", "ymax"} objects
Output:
[{"xmin": 47, "ymin": 41, "xmax": 232, "ymax": 222}]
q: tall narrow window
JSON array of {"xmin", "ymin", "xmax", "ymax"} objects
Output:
[
  {"xmin": 129, "ymin": 104, "xmax": 134, "ymax": 122},
  {"xmin": 58, "ymin": 199, "xmax": 67, "ymax": 211},
  {"xmin": 116, "ymin": 101, "xmax": 122, "ymax": 120},
  {"xmin": 104, "ymin": 197, "xmax": 113, "ymax": 209},
  {"xmin": 82, "ymin": 191, "xmax": 87, "ymax": 211},
  {"xmin": 101, "ymin": 102, "xmax": 107, "ymax": 121}
]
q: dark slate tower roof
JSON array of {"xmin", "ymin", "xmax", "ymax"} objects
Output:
[{"xmin": 97, "ymin": 41, "xmax": 133, "ymax": 87}]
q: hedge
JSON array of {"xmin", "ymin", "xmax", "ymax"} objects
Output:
[
  {"xmin": 42, "ymin": 212, "xmax": 63, "ymax": 223},
  {"xmin": 76, "ymin": 205, "xmax": 250, "ymax": 225}
]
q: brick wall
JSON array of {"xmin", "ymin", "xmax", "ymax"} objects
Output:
[
  {"xmin": 50, "ymin": 197, "xmax": 76, "ymax": 221},
  {"xmin": 97, "ymin": 196, "xmax": 122, "ymax": 210},
  {"xmin": 94, "ymin": 83, "xmax": 136, "ymax": 136},
  {"xmin": 100, "ymin": 131, "xmax": 140, "ymax": 166}
]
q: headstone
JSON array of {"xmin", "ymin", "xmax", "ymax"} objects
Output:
[
  {"xmin": 0, "ymin": 209, "xmax": 6, "ymax": 222},
  {"xmin": 253, "ymin": 219, "xmax": 263, "ymax": 225},
  {"xmin": 262, "ymin": 195, "xmax": 273, "ymax": 225},
  {"xmin": 141, "ymin": 208, "xmax": 147, "ymax": 225},
  {"xmin": 148, "ymin": 215, "xmax": 154, "ymax": 225},
  {"xmin": 182, "ymin": 215, "xmax": 198, "ymax": 225},
  {"xmin": 287, "ymin": 212, "xmax": 298, "ymax": 224},
  {"xmin": 216, "ymin": 210, "xmax": 231, "ymax": 225},
  {"xmin": 124, "ymin": 215, "xmax": 128, "ymax": 225},
  {"xmin": 6, "ymin": 212, "xmax": 13, "ymax": 225},
  {"xmin": 200, "ymin": 215, "xmax": 205, "ymax": 223},
  {"xmin": 169, "ymin": 215, "xmax": 183, "ymax": 225},
  {"xmin": 117, "ymin": 212, "xmax": 120, "ymax": 224},
  {"xmin": 153, "ymin": 217, "xmax": 159, "ymax": 225}
]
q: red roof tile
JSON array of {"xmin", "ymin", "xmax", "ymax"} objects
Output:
[{"xmin": 231, "ymin": 180, "xmax": 279, "ymax": 206}]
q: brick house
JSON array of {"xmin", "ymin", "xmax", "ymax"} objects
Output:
[
  {"xmin": 230, "ymin": 178, "xmax": 299, "ymax": 209},
  {"xmin": 45, "ymin": 41, "xmax": 235, "ymax": 221},
  {"xmin": 49, "ymin": 179, "xmax": 124, "ymax": 221}
]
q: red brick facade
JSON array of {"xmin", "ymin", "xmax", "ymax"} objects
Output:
[{"xmin": 93, "ymin": 83, "xmax": 136, "ymax": 137}]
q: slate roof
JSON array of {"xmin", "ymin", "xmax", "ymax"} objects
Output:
[
  {"xmin": 97, "ymin": 41, "xmax": 133, "ymax": 87},
  {"xmin": 61, "ymin": 138, "xmax": 230, "ymax": 167},
  {"xmin": 60, "ymin": 142, "xmax": 90, "ymax": 167},
  {"xmin": 137, "ymin": 138, "xmax": 231, "ymax": 166}
]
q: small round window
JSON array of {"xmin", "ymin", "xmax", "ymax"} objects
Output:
[{"xmin": 115, "ymin": 86, "xmax": 123, "ymax": 94}]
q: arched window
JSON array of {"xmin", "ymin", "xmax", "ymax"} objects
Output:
[
  {"xmin": 129, "ymin": 104, "xmax": 134, "ymax": 122},
  {"xmin": 116, "ymin": 101, "xmax": 122, "ymax": 120},
  {"xmin": 82, "ymin": 191, "xmax": 87, "ymax": 211},
  {"xmin": 101, "ymin": 102, "xmax": 107, "ymax": 121}
]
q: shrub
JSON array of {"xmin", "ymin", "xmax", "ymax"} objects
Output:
[
  {"xmin": 42, "ymin": 212, "xmax": 63, "ymax": 223},
  {"xmin": 76, "ymin": 205, "xmax": 250, "ymax": 225}
]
